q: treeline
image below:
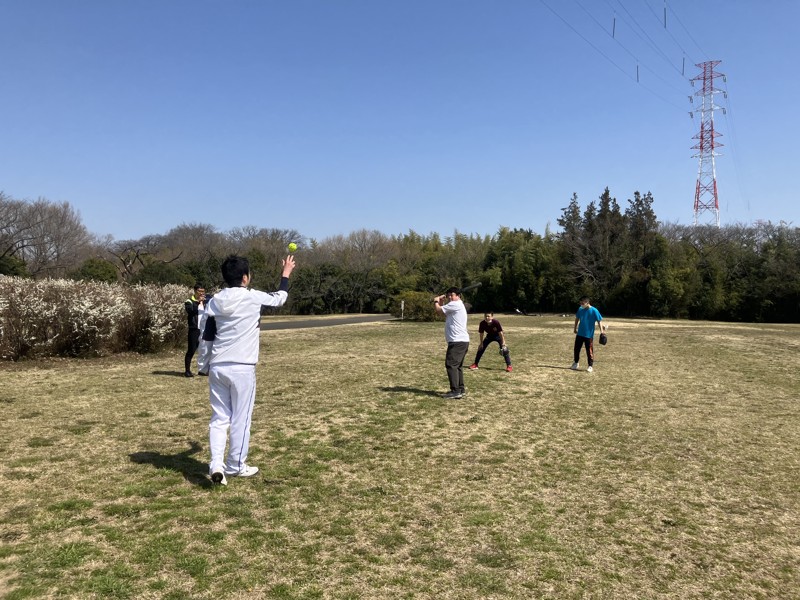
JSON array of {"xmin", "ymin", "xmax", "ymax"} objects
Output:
[{"xmin": 2, "ymin": 189, "xmax": 799, "ymax": 322}]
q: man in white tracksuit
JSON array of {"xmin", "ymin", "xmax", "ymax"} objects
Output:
[{"xmin": 204, "ymin": 254, "xmax": 296, "ymax": 485}]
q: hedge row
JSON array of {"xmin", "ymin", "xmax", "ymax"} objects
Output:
[{"xmin": 0, "ymin": 276, "xmax": 188, "ymax": 360}]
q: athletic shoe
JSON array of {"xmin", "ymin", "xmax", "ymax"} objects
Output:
[
  {"xmin": 184, "ymin": 371, "xmax": 194, "ymax": 378},
  {"xmin": 570, "ymin": 362, "xmax": 579, "ymax": 370},
  {"xmin": 210, "ymin": 471, "xmax": 227, "ymax": 486},
  {"xmin": 442, "ymin": 391, "xmax": 464, "ymax": 399},
  {"xmin": 506, "ymin": 366, "xmax": 513, "ymax": 372},
  {"xmin": 225, "ymin": 465, "xmax": 260, "ymax": 478},
  {"xmin": 469, "ymin": 364, "xmax": 478, "ymax": 370},
  {"xmin": 587, "ymin": 366, "xmax": 593, "ymax": 373}
]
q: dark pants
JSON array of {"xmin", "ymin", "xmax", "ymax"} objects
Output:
[
  {"xmin": 473, "ymin": 335, "xmax": 511, "ymax": 367},
  {"xmin": 185, "ymin": 329, "xmax": 200, "ymax": 373},
  {"xmin": 574, "ymin": 335, "xmax": 594, "ymax": 366},
  {"xmin": 445, "ymin": 341, "xmax": 469, "ymax": 393}
]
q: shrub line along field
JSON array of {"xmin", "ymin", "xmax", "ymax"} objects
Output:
[{"xmin": 1, "ymin": 314, "xmax": 798, "ymax": 599}]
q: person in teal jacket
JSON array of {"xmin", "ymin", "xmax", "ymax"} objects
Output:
[{"xmin": 571, "ymin": 296, "xmax": 606, "ymax": 373}]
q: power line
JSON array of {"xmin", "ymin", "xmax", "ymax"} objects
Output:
[
  {"xmin": 575, "ymin": 0, "xmax": 689, "ymax": 97},
  {"xmin": 666, "ymin": 1, "xmax": 709, "ymax": 60},
  {"xmin": 537, "ymin": 0, "xmax": 633, "ymax": 83},
  {"xmin": 540, "ymin": 0, "xmax": 740, "ymax": 226},
  {"xmin": 608, "ymin": 0, "xmax": 687, "ymax": 81},
  {"xmin": 641, "ymin": 0, "xmax": 699, "ymax": 71},
  {"xmin": 719, "ymin": 78, "xmax": 751, "ymax": 218},
  {"xmin": 538, "ymin": 0, "xmax": 687, "ymax": 111}
]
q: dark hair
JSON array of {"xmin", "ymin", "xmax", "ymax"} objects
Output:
[
  {"xmin": 193, "ymin": 282, "xmax": 205, "ymax": 291},
  {"xmin": 445, "ymin": 287, "xmax": 461, "ymax": 296},
  {"xmin": 221, "ymin": 255, "xmax": 250, "ymax": 287},
  {"xmin": 579, "ymin": 296, "xmax": 591, "ymax": 303}
]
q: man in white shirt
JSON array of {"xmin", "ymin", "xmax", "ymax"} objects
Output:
[
  {"xmin": 204, "ymin": 253, "xmax": 296, "ymax": 485},
  {"xmin": 433, "ymin": 287, "xmax": 470, "ymax": 399}
]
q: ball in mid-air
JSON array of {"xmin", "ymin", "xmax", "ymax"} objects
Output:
[{"xmin": 287, "ymin": 242, "xmax": 298, "ymax": 253}]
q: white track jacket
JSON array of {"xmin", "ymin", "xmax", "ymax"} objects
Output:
[{"xmin": 205, "ymin": 286, "xmax": 288, "ymax": 365}]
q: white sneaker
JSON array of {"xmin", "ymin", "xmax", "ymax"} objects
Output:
[
  {"xmin": 210, "ymin": 470, "xmax": 227, "ymax": 486},
  {"xmin": 587, "ymin": 366, "xmax": 593, "ymax": 373},
  {"xmin": 225, "ymin": 465, "xmax": 260, "ymax": 478},
  {"xmin": 570, "ymin": 362, "xmax": 579, "ymax": 370}
]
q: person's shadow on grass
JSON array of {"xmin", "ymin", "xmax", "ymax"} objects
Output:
[
  {"xmin": 380, "ymin": 386, "xmax": 442, "ymax": 398},
  {"xmin": 130, "ymin": 440, "xmax": 212, "ymax": 488},
  {"xmin": 151, "ymin": 370, "xmax": 190, "ymax": 377}
]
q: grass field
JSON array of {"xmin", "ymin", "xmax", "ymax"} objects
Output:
[{"xmin": 1, "ymin": 315, "xmax": 798, "ymax": 599}]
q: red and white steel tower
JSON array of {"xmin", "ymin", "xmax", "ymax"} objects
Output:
[{"xmin": 691, "ymin": 60, "xmax": 724, "ymax": 227}]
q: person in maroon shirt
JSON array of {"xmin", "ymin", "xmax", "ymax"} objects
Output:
[{"xmin": 469, "ymin": 312, "xmax": 512, "ymax": 372}]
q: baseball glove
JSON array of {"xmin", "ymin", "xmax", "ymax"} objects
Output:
[{"xmin": 599, "ymin": 333, "xmax": 608, "ymax": 345}]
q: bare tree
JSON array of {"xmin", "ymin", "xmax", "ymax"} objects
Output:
[
  {"xmin": 310, "ymin": 229, "xmax": 391, "ymax": 270},
  {"xmin": 21, "ymin": 200, "xmax": 93, "ymax": 277},
  {"xmin": 303, "ymin": 230, "xmax": 394, "ymax": 312},
  {"xmin": 226, "ymin": 226, "xmax": 302, "ymax": 286},
  {"xmin": 1, "ymin": 194, "xmax": 93, "ymax": 277},
  {"xmin": 161, "ymin": 222, "xmax": 225, "ymax": 262},
  {"xmin": 103, "ymin": 234, "xmax": 173, "ymax": 281},
  {"xmin": 228, "ymin": 226, "xmax": 301, "ymax": 256},
  {"xmin": 1, "ymin": 192, "xmax": 45, "ymax": 260}
]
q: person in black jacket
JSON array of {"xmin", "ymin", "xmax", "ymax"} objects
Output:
[{"xmin": 184, "ymin": 283, "xmax": 205, "ymax": 377}]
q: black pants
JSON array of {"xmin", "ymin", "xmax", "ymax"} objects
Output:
[
  {"xmin": 185, "ymin": 329, "xmax": 200, "ymax": 373},
  {"xmin": 473, "ymin": 335, "xmax": 511, "ymax": 367},
  {"xmin": 445, "ymin": 341, "xmax": 469, "ymax": 393},
  {"xmin": 573, "ymin": 335, "xmax": 594, "ymax": 366}
]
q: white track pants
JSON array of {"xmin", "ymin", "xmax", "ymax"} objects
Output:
[
  {"xmin": 196, "ymin": 340, "xmax": 212, "ymax": 373},
  {"xmin": 208, "ymin": 362, "xmax": 257, "ymax": 474}
]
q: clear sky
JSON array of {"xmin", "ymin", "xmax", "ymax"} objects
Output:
[{"xmin": 2, "ymin": 0, "xmax": 798, "ymax": 242}]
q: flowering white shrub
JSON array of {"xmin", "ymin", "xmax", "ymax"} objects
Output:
[
  {"xmin": 0, "ymin": 277, "xmax": 61, "ymax": 359},
  {"xmin": 127, "ymin": 283, "xmax": 188, "ymax": 353},
  {"xmin": 53, "ymin": 279, "xmax": 133, "ymax": 356},
  {"xmin": 0, "ymin": 276, "xmax": 187, "ymax": 360}
]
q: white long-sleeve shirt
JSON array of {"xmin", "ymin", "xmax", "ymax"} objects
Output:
[{"xmin": 205, "ymin": 286, "xmax": 288, "ymax": 365}]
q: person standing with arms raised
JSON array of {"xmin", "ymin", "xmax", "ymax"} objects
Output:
[
  {"xmin": 204, "ymin": 254, "xmax": 296, "ymax": 485},
  {"xmin": 433, "ymin": 287, "xmax": 470, "ymax": 399}
]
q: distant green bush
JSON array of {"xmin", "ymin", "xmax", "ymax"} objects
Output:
[
  {"xmin": 390, "ymin": 291, "xmax": 444, "ymax": 322},
  {"xmin": 129, "ymin": 262, "xmax": 195, "ymax": 287},
  {"xmin": 0, "ymin": 255, "xmax": 28, "ymax": 277},
  {"xmin": 69, "ymin": 258, "xmax": 119, "ymax": 283}
]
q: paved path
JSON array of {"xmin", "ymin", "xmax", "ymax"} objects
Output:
[{"xmin": 260, "ymin": 314, "xmax": 395, "ymax": 330}]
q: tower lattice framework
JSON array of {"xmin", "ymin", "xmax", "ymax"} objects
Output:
[{"xmin": 691, "ymin": 60, "xmax": 724, "ymax": 227}]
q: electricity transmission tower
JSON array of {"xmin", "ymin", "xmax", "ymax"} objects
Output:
[{"xmin": 690, "ymin": 60, "xmax": 725, "ymax": 227}]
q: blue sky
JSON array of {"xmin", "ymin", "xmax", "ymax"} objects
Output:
[{"xmin": 2, "ymin": 0, "xmax": 798, "ymax": 242}]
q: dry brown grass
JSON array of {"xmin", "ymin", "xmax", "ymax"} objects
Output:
[{"xmin": 1, "ymin": 315, "xmax": 798, "ymax": 599}]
